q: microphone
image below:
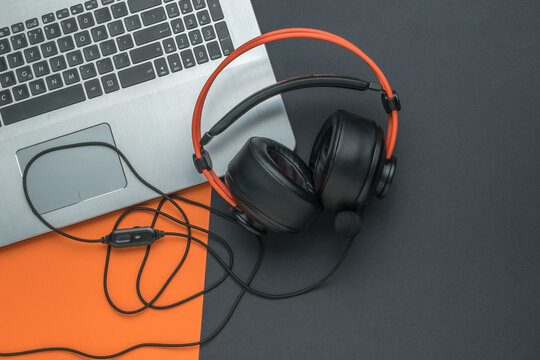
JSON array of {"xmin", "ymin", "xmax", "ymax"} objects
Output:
[{"xmin": 334, "ymin": 211, "xmax": 362, "ymax": 238}]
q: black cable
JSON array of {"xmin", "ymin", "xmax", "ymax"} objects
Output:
[
  {"xmin": 0, "ymin": 233, "xmax": 264, "ymax": 360},
  {"xmin": 102, "ymin": 207, "xmax": 235, "ymax": 314},
  {"xmin": 134, "ymin": 197, "xmax": 233, "ymax": 310},
  {"xmin": 1, "ymin": 142, "xmax": 355, "ymax": 358}
]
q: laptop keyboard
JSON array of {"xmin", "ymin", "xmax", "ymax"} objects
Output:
[{"xmin": 0, "ymin": 0, "xmax": 233, "ymax": 127}]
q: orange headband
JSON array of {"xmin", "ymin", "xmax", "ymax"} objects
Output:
[{"xmin": 192, "ymin": 28, "xmax": 399, "ymax": 207}]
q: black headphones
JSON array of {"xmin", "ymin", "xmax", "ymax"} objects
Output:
[{"xmin": 192, "ymin": 29, "xmax": 400, "ymax": 237}]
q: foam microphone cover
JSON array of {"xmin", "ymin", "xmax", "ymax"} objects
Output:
[{"xmin": 334, "ymin": 211, "xmax": 362, "ymax": 238}]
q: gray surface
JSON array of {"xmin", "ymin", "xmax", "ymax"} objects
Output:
[
  {"xmin": 16, "ymin": 124, "xmax": 126, "ymax": 214},
  {"xmin": 200, "ymin": 0, "xmax": 540, "ymax": 359}
]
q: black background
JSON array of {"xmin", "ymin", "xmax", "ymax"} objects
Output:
[{"xmin": 199, "ymin": 1, "xmax": 540, "ymax": 359}]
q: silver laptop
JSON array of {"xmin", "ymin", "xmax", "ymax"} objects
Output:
[{"xmin": 0, "ymin": 0, "xmax": 295, "ymax": 246}]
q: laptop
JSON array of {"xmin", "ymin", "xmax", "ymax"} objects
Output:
[{"xmin": 0, "ymin": 0, "xmax": 295, "ymax": 247}]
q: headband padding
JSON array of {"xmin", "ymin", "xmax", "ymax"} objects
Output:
[
  {"xmin": 225, "ymin": 137, "xmax": 320, "ymax": 233},
  {"xmin": 310, "ymin": 110, "xmax": 384, "ymax": 211}
]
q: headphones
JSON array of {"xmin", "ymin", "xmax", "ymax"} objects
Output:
[
  {"xmin": 192, "ymin": 28, "xmax": 401, "ymax": 235},
  {"xmin": 192, "ymin": 28, "xmax": 400, "ymax": 236}
]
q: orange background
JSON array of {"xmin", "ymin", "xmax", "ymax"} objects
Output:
[{"xmin": 0, "ymin": 184, "xmax": 212, "ymax": 360}]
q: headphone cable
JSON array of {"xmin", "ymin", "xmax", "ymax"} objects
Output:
[{"xmin": 0, "ymin": 142, "xmax": 355, "ymax": 358}]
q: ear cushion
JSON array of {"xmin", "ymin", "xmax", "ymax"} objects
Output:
[
  {"xmin": 309, "ymin": 110, "xmax": 386, "ymax": 211},
  {"xmin": 225, "ymin": 137, "xmax": 320, "ymax": 233}
]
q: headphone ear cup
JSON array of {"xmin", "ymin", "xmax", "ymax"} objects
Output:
[
  {"xmin": 309, "ymin": 110, "xmax": 387, "ymax": 212},
  {"xmin": 225, "ymin": 137, "xmax": 320, "ymax": 233}
]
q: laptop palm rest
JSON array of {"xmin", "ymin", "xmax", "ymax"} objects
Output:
[{"xmin": 16, "ymin": 123, "xmax": 127, "ymax": 215}]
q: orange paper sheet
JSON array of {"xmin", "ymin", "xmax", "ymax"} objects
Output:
[{"xmin": 0, "ymin": 184, "xmax": 212, "ymax": 360}]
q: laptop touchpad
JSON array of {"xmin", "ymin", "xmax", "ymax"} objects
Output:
[{"xmin": 16, "ymin": 124, "xmax": 127, "ymax": 215}]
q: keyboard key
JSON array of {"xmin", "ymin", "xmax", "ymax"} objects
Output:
[
  {"xmin": 111, "ymin": 2, "xmax": 129, "ymax": 18},
  {"xmin": 166, "ymin": 3, "xmax": 180, "ymax": 18},
  {"xmin": 197, "ymin": 10, "xmax": 211, "ymax": 26},
  {"xmin": 71, "ymin": 4, "xmax": 85, "ymax": 15},
  {"xmin": 207, "ymin": 0, "xmax": 224, "ymax": 21},
  {"xmin": 163, "ymin": 38, "xmax": 176, "ymax": 53},
  {"xmin": 78, "ymin": 13, "xmax": 95, "ymax": 29},
  {"xmin": 63, "ymin": 68, "xmax": 80, "ymax": 85},
  {"xmin": 134, "ymin": 23, "xmax": 171, "ymax": 46},
  {"xmin": 56, "ymin": 9, "xmax": 70, "ymax": 20},
  {"xmin": 102, "ymin": 0, "xmax": 115, "ymax": 5},
  {"xmin": 85, "ymin": 0, "xmax": 99, "ymax": 10},
  {"xmin": 215, "ymin": 22, "xmax": 234, "ymax": 56},
  {"xmin": 202, "ymin": 25, "xmax": 215, "ymax": 41},
  {"xmin": 113, "ymin": 53, "xmax": 130, "ymax": 69},
  {"xmin": 167, "ymin": 53, "xmax": 182, "ymax": 72},
  {"xmin": 0, "ymin": 90, "xmax": 12, "ymax": 106},
  {"xmin": 85, "ymin": 79, "xmax": 103, "ymax": 98},
  {"xmin": 180, "ymin": 49, "xmax": 195, "ymax": 68},
  {"xmin": 130, "ymin": 42, "xmax": 163, "ymax": 63},
  {"xmin": 29, "ymin": 79, "xmax": 47, "ymax": 96},
  {"xmin": 50, "ymin": 55, "xmax": 67, "ymax": 72},
  {"xmin": 0, "ymin": 39, "xmax": 10, "ymax": 55},
  {"xmin": 67, "ymin": 50, "xmax": 84, "ymax": 66},
  {"xmin": 61, "ymin": 18, "xmax": 79, "ymax": 34},
  {"xmin": 171, "ymin": 19, "xmax": 185, "ymax": 34},
  {"xmin": 11, "ymin": 23, "xmax": 25, "ymax": 34},
  {"xmin": 154, "ymin": 57, "xmax": 169, "ymax": 76},
  {"xmin": 42, "ymin": 14, "xmax": 55, "ymax": 24},
  {"xmin": 193, "ymin": 45, "xmax": 208, "ymax": 64},
  {"xmin": 13, "ymin": 84, "xmax": 30, "ymax": 101},
  {"xmin": 193, "ymin": 0, "xmax": 206, "ymax": 10},
  {"xmin": 11, "ymin": 34, "xmax": 28, "ymax": 50},
  {"xmin": 32, "ymin": 61, "xmax": 51, "ymax": 77},
  {"xmin": 124, "ymin": 15, "xmax": 142, "ymax": 31},
  {"xmin": 207, "ymin": 40, "xmax": 221, "ymax": 60},
  {"xmin": 94, "ymin": 7, "xmax": 112, "ymax": 24},
  {"xmin": 7, "ymin": 52, "xmax": 24, "ymax": 68},
  {"xmin": 33, "ymin": 61, "xmax": 50, "ymax": 77},
  {"xmin": 179, "ymin": 0, "xmax": 193, "ymax": 14},
  {"xmin": 0, "ymin": 27, "xmax": 10, "ymax": 38},
  {"xmin": 184, "ymin": 15, "xmax": 197, "ymax": 30},
  {"xmin": 80, "ymin": 63, "xmax": 97, "ymax": 79},
  {"xmin": 24, "ymin": 47, "xmax": 42, "ymax": 63},
  {"xmin": 15, "ymin": 66, "xmax": 33, "ymax": 82},
  {"xmin": 0, "ymin": 72, "xmax": 16, "ymax": 87},
  {"xmin": 83, "ymin": 45, "xmax": 100, "ymax": 61},
  {"xmin": 46, "ymin": 74, "xmax": 63, "ymax": 90},
  {"xmin": 118, "ymin": 61, "xmax": 155, "ymax": 88},
  {"xmin": 28, "ymin": 29, "xmax": 45, "ymax": 45},
  {"xmin": 91, "ymin": 25, "xmax": 109, "ymax": 42},
  {"xmin": 100, "ymin": 40, "xmax": 117, "ymax": 56},
  {"xmin": 0, "ymin": 84, "xmax": 86, "ymax": 125},
  {"xmin": 101, "ymin": 73, "xmax": 120, "ymax": 93},
  {"xmin": 44, "ymin": 23, "xmax": 62, "ymax": 39},
  {"xmin": 74, "ymin": 31, "xmax": 92, "ymax": 47},
  {"xmin": 108, "ymin": 20, "xmax": 125, "ymax": 37},
  {"xmin": 41, "ymin": 41, "xmax": 58, "ymax": 57},
  {"xmin": 141, "ymin": 8, "xmax": 167, "ymax": 26},
  {"xmin": 0, "ymin": 57, "xmax": 6, "ymax": 72},
  {"xmin": 175, "ymin": 34, "xmax": 189, "ymax": 49},
  {"xmin": 127, "ymin": 0, "xmax": 162, "ymax": 13},
  {"xmin": 188, "ymin": 29, "xmax": 202, "ymax": 45},
  {"xmin": 25, "ymin": 19, "xmax": 39, "ymax": 30},
  {"xmin": 96, "ymin": 58, "xmax": 113, "ymax": 74},
  {"xmin": 117, "ymin": 34, "xmax": 134, "ymax": 51},
  {"xmin": 58, "ymin": 36, "xmax": 75, "ymax": 52}
]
